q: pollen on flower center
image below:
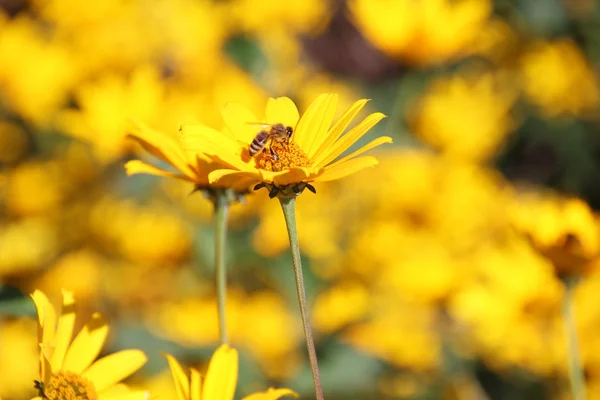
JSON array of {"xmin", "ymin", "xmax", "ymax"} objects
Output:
[
  {"xmin": 255, "ymin": 141, "xmax": 312, "ymax": 172},
  {"xmin": 40, "ymin": 371, "xmax": 98, "ymax": 400}
]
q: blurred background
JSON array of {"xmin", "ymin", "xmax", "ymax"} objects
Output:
[{"xmin": 1, "ymin": 0, "xmax": 600, "ymax": 399}]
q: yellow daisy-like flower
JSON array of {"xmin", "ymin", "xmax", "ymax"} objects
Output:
[
  {"xmin": 164, "ymin": 345, "xmax": 297, "ymax": 400},
  {"xmin": 30, "ymin": 290, "xmax": 148, "ymax": 400},
  {"xmin": 179, "ymin": 93, "xmax": 391, "ymax": 197},
  {"xmin": 125, "ymin": 122, "xmax": 251, "ymax": 193},
  {"xmin": 511, "ymin": 192, "xmax": 600, "ymax": 277}
]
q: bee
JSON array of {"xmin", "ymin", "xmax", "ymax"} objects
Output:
[{"xmin": 248, "ymin": 123, "xmax": 294, "ymax": 159}]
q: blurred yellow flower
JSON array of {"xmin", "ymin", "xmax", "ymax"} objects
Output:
[
  {"xmin": 0, "ymin": 218, "xmax": 58, "ymax": 278},
  {"xmin": 348, "ymin": 0, "xmax": 492, "ymax": 66},
  {"xmin": 149, "ymin": 290, "xmax": 300, "ymax": 378},
  {"xmin": 0, "ymin": 15, "xmax": 77, "ymax": 124},
  {"xmin": 408, "ymin": 71, "xmax": 517, "ymax": 162},
  {"xmin": 511, "ymin": 192, "xmax": 600, "ymax": 276},
  {"xmin": 0, "ymin": 318, "xmax": 39, "ymax": 399},
  {"xmin": 89, "ymin": 197, "xmax": 193, "ymax": 267},
  {"xmin": 180, "ymin": 94, "xmax": 390, "ymax": 197},
  {"xmin": 520, "ymin": 39, "xmax": 600, "ymax": 117},
  {"xmin": 60, "ymin": 66, "xmax": 165, "ymax": 162},
  {"xmin": 223, "ymin": 0, "xmax": 329, "ymax": 35},
  {"xmin": 313, "ymin": 281, "xmax": 369, "ymax": 333},
  {"xmin": 164, "ymin": 345, "xmax": 297, "ymax": 400},
  {"xmin": 30, "ymin": 290, "xmax": 148, "ymax": 400}
]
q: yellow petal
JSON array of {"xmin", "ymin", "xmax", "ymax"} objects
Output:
[
  {"xmin": 125, "ymin": 160, "xmax": 195, "ymax": 182},
  {"xmin": 314, "ymin": 156, "xmax": 379, "ymax": 182},
  {"xmin": 242, "ymin": 388, "xmax": 299, "ymax": 400},
  {"xmin": 98, "ymin": 391, "xmax": 149, "ymax": 400},
  {"xmin": 163, "ymin": 353, "xmax": 190, "ymax": 400},
  {"xmin": 202, "ymin": 345, "xmax": 238, "ymax": 400},
  {"xmin": 39, "ymin": 346, "xmax": 53, "ymax": 385},
  {"xmin": 313, "ymin": 112, "xmax": 386, "ymax": 167},
  {"xmin": 221, "ymin": 102, "xmax": 260, "ymax": 143},
  {"xmin": 190, "ymin": 368, "xmax": 202, "ymax": 400},
  {"xmin": 294, "ymin": 94, "xmax": 338, "ymax": 157},
  {"xmin": 208, "ymin": 169, "xmax": 261, "ymax": 187},
  {"xmin": 270, "ymin": 167, "xmax": 322, "ymax": 186},
  {"xmin": 310, "ymin": 99, "xmax": 370, "ymax": 161},
  {"xmin": 325, "ymin": 136, "xmax": 392, "ymax": 170},
  {"xmin": 265, "ymin": 97, "xmax": 300, "ymax": 129},
  {"xmin": 63, "ymin": 313, "xmax": 108, "ymax": 374},
  {"xmin": 31, "ymin": 290, "xmax": 57, "ymax": 349},
  {"xmin": 83, "ymin": 350, "xmax": 147, "ymax": 392},
  {"xmin": 180, "ymin": 124, "xmax": 251, "ymax": 172},
  {"xmin": 50, "ymin": 290, "xmax": 76, "ymax": 372},
  {"xmin": 128, "ymin": 121, "xmax": 195, "ymax": 178}
]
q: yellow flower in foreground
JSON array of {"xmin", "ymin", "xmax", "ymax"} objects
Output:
[
  {"xmin": 180, "ymin": 93, "xmax": 391, "ymax": 197},
  {"xmin": 30, "ymin": 290, "xmax": 147, "ymax": 400},
  {"xmin": 165, "ymin": 345, "xmax": 297, "ymax": 400}
]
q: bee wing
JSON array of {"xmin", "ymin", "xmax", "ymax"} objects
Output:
[{"xmin": 245, "ymin": 122, "xmax": 271, "ymax": 129}]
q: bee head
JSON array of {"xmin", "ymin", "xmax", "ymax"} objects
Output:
[{"xmin": 285, "ymin": 126, "xmax": 293, "ymax": 138}]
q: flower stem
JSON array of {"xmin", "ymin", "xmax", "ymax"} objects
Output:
[
  {"xmin": 563, "ymin": 277, "xmax": 586, "ymax": 400},
  {"xmin": 214, "ymin": 191, "xmax": 230, "ymax": 344},
  {"xmin": 278, "ymin": 196, "xmax": 324, "ymax": 400}
]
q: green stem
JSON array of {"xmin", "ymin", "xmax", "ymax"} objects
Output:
[
  {"xmin": 563, "ymin": 277, "xmax": 586, "ymax": 400},
  {"xmin": 214, "ymin": 192, "xmax": 230, "ymax": 344},
  {"xmin": 279, "ymin": 196, "xmax": 324, "ymax": 400}
]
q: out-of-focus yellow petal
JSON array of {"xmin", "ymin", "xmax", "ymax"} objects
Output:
[
  {"xmin": 202, "ymin": 345, "xmax": 238, "ymax": 400},
  {"xmin": 50, "ymin": 290, "xmax": 76, "ymax": 372},
  {"xmin": 83, "ymin": 350, "xmax": 147, "ymax": 392},
  {"xmin": 190, "ymin": 368, "xmax": 202, "ymax": 400},
  {"xmin": 128, "ymin": 121, "xmax": 196, "ymax": 178},
  {"xmin": 314, "ymin": 156, "xmax": 379, "ymax": 182},
  {"xmin": 39, "ymin": 346, "xmax": 52, "ymax": 385},
  {"xmin": 221, "ymin": 102, "xmax": 261, "ymax": 143},
  {"xmin": 97, "ymin": 391, "xmax": 149, "ymax": 400},
  {"xmin": 180, "ymin": 124, "xmax": 251, "ymax": 172},
  {"xmin": 265, "ymin": 97, "xmax": 299, "ymax": 130},
  {"xmin": 310, "ymin": 99, "xmax": 370, "ymax": 161},
  {"xmin": 163, "ymin": 353, "xmax": 190, "ymax": 400},
  {"xmin": 125, "ymin": 160, "xmax": 194, "ymax": 182},
  {"xmin": 241, "ymin": 388, "xmax": 299, "ymax": 400},
  {"xmin": 313, "ymin": 113, "xmax": 386, "ymax": 167},
  {"xmin": 62, "ymin": 313, "xmax": 108, "ymax": 374},
  {"xmin": 325, "ymin": 136, "xmax": 393, "ymax": 170},
  {"xmin": 294, "ymin": 93, "xmax": 338, "ymax": 156}
]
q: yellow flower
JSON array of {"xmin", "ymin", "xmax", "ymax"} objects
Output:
[
  {"xmin": 180, "ymin": 93, "xmax": 391, "ymax": 197},
  {"xmin": 520, "ymin": 39, "xmax": 600, "ymax": 117},
  {"xmin": 164, "ymin": 345, "xmax": 297, "ymax": 400},
  {"xmin": 511, "ymin": 191, "xmax": 600, "ymax": 276},
  {"xmin": 408, "ymin": 70, "xmax": 517, "ymax": 162},
  {"xmin": 348, "ymin": 0, "xmax": 492, "ymax": 66},
  {"xmin": 30, "ymin": 290, "xmax": 148, "ymax": 400}
]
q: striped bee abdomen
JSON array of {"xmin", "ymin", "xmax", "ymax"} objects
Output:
[{"xmin": 249, "ymin": 130, "xmax": 269, "ymax": 156}]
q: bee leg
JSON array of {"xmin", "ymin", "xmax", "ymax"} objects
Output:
[
  {"xmin": 269, "ymin": 147, "xmax": 279, "ymax": 161},
  {"xmin": 306, "ymin": 183, "xmax": 317, "ymax": 194},
  {"xmin": 268, "ymin": 186, "xmax": 279, "ymax": 199},
  {"xmin": 254, "ymin": 183, "xmax": 265, "ymax": 191}
]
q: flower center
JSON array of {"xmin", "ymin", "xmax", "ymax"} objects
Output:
[
  {"xmin": 39, "ymin": 371, "xmax": 98, "ymax": 400},
  {"xmin": 255, "ymin": 141, "xmax": 311, "ymax": 172}
]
